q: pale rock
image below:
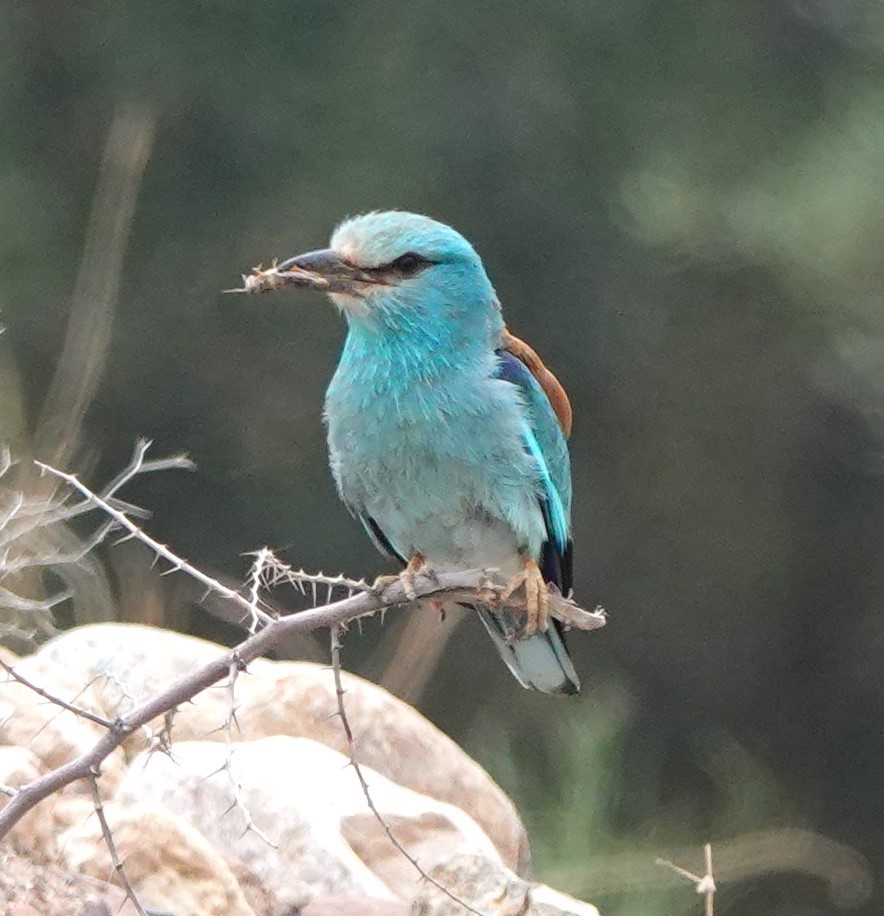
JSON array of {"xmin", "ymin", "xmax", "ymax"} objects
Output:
[
  {"xmin": 0, "ymin": 664, "xmax": 126, "ymax": 786},
  {"xmin": 0, "ymin": 845, "xmax": 141, "ymax": 916},
  {"xmin": 0, "ymin": 745, "xmax": 47, "ymax": 845},
  {"xmin": 0, "ymin": 743, "xmax": 43, "ymax": 789},
  {"xmin": 226, "ymin": 855, "xmax": 291, "ymax": 916},
  {"xmin": 116, "ymin": 736, "xmax": 503, "ymax": 902},
  {"xmin": 12, "ymin": 622, "xmax": 244, "ymax": 758},
  {"xmin": 411, "ymin": 853, "xmax": 601, "ymax": 916},
  {"xmin": 185, "ymin": 658, "xmax": 530, "ymax": 871},
  {"xmin": 530, "ymin": 884, "xmax": 603, "ymax": 915},
  {"xmin": 302, "ymin": 896, "xmax": 408, "ymax": 916},
  {"xmin": 0, "ymin": 746, "xmax": 109, "ymax": 868},
  {"xmin": 56, "ymin": 801, "xmax": 256, "ymax": 916},
  {"xmin": 19, "ymin": 622, "xmax": 232, "ymax": 693},
  {"xmin": 14, "ymin": 623, "xmax": 528, "ymax": 870},
  {"xmin": 8, "ymin": 793, "xmax": 94, "ymax": 860}
]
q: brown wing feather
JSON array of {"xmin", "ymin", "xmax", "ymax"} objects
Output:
[{"xmin": 501, "ymin": 328, "xmax": 573, "ymax": 438}]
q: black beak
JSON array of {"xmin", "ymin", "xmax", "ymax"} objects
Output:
[{"xmin": 277, "ymin": 249, "xmax": 384, "ymax": 293}]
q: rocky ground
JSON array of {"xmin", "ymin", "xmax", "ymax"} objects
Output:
[{"xmin": 0, "ymin": 624, "xmax": 599, "ymax": 915}]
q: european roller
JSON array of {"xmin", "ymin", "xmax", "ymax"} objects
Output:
[{"xmin": 277, "ymin": 212, "xmax": 580, "ymax": 695}]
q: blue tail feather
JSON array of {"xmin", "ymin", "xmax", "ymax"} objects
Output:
[{"xmin": 476, "ymin": 604, "xmax": 580, "ymax": 696}]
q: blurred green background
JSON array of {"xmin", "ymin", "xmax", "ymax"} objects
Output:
[{"xmin": 2, "ymin": 1, "xmax": 884, "ymax": 913}]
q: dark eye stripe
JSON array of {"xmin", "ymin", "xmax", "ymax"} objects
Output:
[
  {"xmin": 390, "ymin": 252, "xmax": 433, "ymax": 275},
  {"xmin": 364, "ymin": 251, "xmax": 436, "ymax": 279}
]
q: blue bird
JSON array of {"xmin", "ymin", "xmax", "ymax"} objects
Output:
[{"xmin": 278, "ymin": 212, "xmax": 580, "ymax": 695}]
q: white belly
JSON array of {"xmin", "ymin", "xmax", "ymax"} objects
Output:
[{"xmin": 407, "ymin": 512, "xmax": 523, "ymax": 577}]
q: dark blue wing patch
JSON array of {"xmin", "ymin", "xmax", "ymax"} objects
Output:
[
  {"xmin": 359, "ymin": 513, "xmax": 406, "ymax": 566},
  {"xmin": 494, "ymin": 348, "xmax": 573, "ymax": 595},
  {"xmin": 540, "ymin": 512, "xmax": 574, "ymax": 595},
  {"xmin": 493, "ymin": 348, "xmax": 534, "ymax": 388}
]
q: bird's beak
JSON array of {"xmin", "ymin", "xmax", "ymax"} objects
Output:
[{"xmin": 276, "ymin": 249, "xmax": 384, "ymax": 294}]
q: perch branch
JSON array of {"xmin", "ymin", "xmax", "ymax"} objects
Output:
[{"xmin": 0, "ymin": 562, "xmax": 603, "ymax": 839}]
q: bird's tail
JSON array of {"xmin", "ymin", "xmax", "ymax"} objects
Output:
[{"xmin": 476, "ymin": 605, "xmax": 580, "ymax": 695}]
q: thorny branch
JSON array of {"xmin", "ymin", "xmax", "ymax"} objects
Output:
[
  {"xmin": 213, "ymin": 656, "xmax": 277, "ymax": 848},
  {"xmin": 330, "ymin": 626, "xmax": 485, "ymax": 916},
  {"xmin": 257, "ymin": 551, "xmax": 371, "ymax": 604},
  {"xmin": 0, "ymin": 438, "xmax": 193, "ymax": 638},
  {"xmin": 34, "ymin": 452, "xmax": 275, "ymax": 629},
  {"xmin": 0, "ymin": 656, "xmax": 112, "ymax": 729},
  {"xmin": 88, "ymin": 772, "xmax": 148, "ymax": 916}
]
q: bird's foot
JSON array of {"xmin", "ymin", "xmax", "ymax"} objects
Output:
[
  {"xmin": 500, "ymin": 557, "xmax": 550, "ymax": 637},
  {"xmin": 476, "ymin": 571, "xmax": 499, "ymax": 605},
  {"xmin": 371, "ymin": 554, "xmax": 428, "ymax": 602}
]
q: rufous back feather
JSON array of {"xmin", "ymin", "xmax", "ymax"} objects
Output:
[{"xmin": 502, "ymin": 329, "xmax": 573, "ymax": 438}]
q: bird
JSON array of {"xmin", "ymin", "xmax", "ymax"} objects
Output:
[{"xmin": 276, "ymin": 211, "xmax": 580, "ymax": 695}]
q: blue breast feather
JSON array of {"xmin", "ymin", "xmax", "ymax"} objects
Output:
[{"xmin": 356, "ymin": 348, "xmax": 574, "ymax": 594}]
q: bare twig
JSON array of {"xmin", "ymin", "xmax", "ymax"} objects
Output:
[
  {"xmin": 214, "ymin": 656, "xmax": 276, "ymax": 847},
  {"xmin": 32, "ymin": 450, "xmax": 605, "ymax": 638},
  {"xmin": 0, "ymin": 521, "xmax": 116, "ymax": 575},
  {"xmin": 13, "ymin": 437, "xmax": 189, "ymax": 533},
  {"xmin": 99, "ymin": 439, "xmax": 195, "ymax": 502},
  {"xmin": 0, "ymin": 491, "xmax": 24, "ymax": 533},
  {"xmin": 35, "ymin": 459, "xmax": 275, "ymax": 628},
  {"xmin": 0, "ymin": 441, "xmax": 195, "ymax": 644},
  {"xmin": 88, "ymin": 772, "xmax": 148, "ymax": 916},
  {"xmin": 0, "ymin": 446, "xmax": 13, "ymax": 479},
  {"xmin": 0, "ymin": 586, "xmax": 72, "ymax": 614},
  {"xmin": 658, "ymin": 842, "xmax": 716, "ymax": 916},
  {"xmin": 33, "ymin": 449, "xmax": 604, "ymax": 637},
  {"xmin": 143, "ymin": 709, "xmax": 176, "ymax": 762},
  {"xmin": 330, "ymin": 626, "xmax": 485, "ymax": 916},
  {"xmin": 0, "ymin": 657, "xmax": 112, "ymax": 729},
  {"xmin": 244, "ymin": 547, "xmax": 275, "ymax": 633},
  {"xmin": 257, "ymin": 550, "xmax": 370, "ymax": 603}
]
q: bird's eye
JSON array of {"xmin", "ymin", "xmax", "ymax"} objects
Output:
[{"xmin": 388, "ymin": 252, "xmax": 434, "ymax": 278}]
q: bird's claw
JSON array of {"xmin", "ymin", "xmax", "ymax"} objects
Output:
[
  {"xmin": 371, "ymin": 554, "xmax": 427, "ymax": 602},
  {"xmin": 501, "ymin": 558, "xmax": 550, "ymax": 637},
  {"xmin": 476, "ymin": 571, "xmax": 498, "ymax": 606},
  {"xmin": 400, "ymin": 553, "xmax": 431, "ymax": 600}
]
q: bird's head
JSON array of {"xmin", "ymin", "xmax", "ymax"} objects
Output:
[{"xmin": 278, "ymin": 211, "xmax": 502, "ymax": 343}]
